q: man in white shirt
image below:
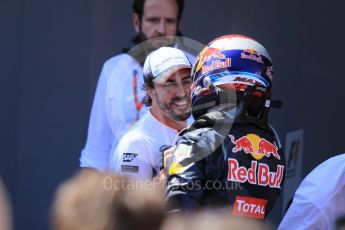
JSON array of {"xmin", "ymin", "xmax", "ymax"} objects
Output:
[
  {"xmin": 79, "ymin": 0, "xmax": 189, "ymax": 171},
  {"xmin": 109, "ymin": 47, "xmax": 192, "ymax": 180},
  {"xmin": 279, "ymin": 153, "xmax": 345, "ymax": 230}
]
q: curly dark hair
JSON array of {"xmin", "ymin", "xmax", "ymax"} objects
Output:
[{"xmin": 142, "ymin": 76, "xmax": 154, "ymax": 106}]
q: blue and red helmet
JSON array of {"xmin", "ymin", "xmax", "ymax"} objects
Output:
[{"xmin": 191, "ymin": 34, "xmax": 274, "ymax": 121}]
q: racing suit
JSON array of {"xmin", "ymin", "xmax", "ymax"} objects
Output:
[{"xmin": 165, "ymin": 110, "xmax": 285, "ymax": 220}]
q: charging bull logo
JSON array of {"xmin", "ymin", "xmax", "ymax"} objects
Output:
[
  {"xmin": 228, "ymin": 134, "xmax": 280, "ymax": 160},
  {"xmin": 200, "ymin": 47, "xmax": 226, "ymax": 62},
  {"xmin": 195, "ymin": 47, "xmax": 231, "ymax": 74},
  {"xmin": 243, "ymin": 48, "xmax": 259, "ymax": 55},
  {"xmin": 241, "ymin": 48, "xmax": 263, "ymax": 63}
]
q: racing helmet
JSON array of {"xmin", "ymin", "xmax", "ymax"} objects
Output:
[{"xmin": 191, "ymin": 34, "xmax": 274, "ymax": 122}]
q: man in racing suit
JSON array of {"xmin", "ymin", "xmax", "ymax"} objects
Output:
[{"xmin": 164, "ymin": 34, "xmax": 286, "ymax": 220}]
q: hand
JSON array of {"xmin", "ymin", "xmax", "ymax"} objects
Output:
[{"xmin": 159, "ymin": 146, "xmax": 176, "ymax": 186}]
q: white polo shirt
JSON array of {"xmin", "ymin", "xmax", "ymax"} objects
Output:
[{"xmin": 109, "ymin": 111, "xmax": 181, "ymax": 180}]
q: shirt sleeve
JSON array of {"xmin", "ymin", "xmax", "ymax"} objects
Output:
[
  {"xmin": 104, "ymin": 67, "xmax": 123, "ymax": 140},
  {"xmin": 80, "ymin": 60, "xmax": 115, "ymax": 171},
  {"xmin": 278, "ymin": 159, "xmax": 338, "ymax": 230},
  {"xmin": 279, "ymin": 154, "xmax": 345, "ymax": 230},
  {"xmin": 110, "ymin": 134, "xmax": 154, "ymax": 181},
  {"xmin": 278, "ymin": 193, "xmax": 328, "ymax": 230}
]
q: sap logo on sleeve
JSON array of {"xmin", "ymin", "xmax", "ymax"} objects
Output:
[{"xmin": 123, "ymin": 153, "xmax": 138, "ymax": 162}]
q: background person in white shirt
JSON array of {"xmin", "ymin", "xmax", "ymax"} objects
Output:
[
  {"xmin": 279, "ymin": 153, "xmax": 345, "ymax": 230},
  {"xmin": 109, "ymin": 47, "xmax": 192, "ymax": 180}
]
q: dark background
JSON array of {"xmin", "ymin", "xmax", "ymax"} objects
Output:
[{"xmin": 1, "ymin": 0, "xmax": 345, "ymax": 229}]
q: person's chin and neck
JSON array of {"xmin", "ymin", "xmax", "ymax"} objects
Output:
[
  {"xmin": 147, "ymin": 68, "xmax": 192, "ymax": 132},
  {"xmin": 132, "ymin": 0, "xmax": 181, "ymax": 53}
]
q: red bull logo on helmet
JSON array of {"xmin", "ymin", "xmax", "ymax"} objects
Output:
[
  {"xmin": 195, "ymin": 47, "xmax": 231, "ymax": 74},
  {"xmin": 229, "ymin": 134, "xmax": 280, "ymax": 160},
  {"xmin": 241, "ymin": 48, "xmax": 263, "ymax": 63},
  {"xmin": 200, "ymin": 47, "xmax": 226, "ymax": 62},
  {"xmin": 201, "ymin": 59, "xmax": 231, "ymax": 74},
  {"xmin": 243, "ymin": 48, "xmax": 259, "ymax": 55}
]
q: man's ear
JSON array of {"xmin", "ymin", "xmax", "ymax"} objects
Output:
[
  {"xmin": 147, "ymin": 87, "xmax": 155, "ymax": 98},
  {"xmin": 133, "ymin": 13, "xmax": 140, "ymax": 33}
]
